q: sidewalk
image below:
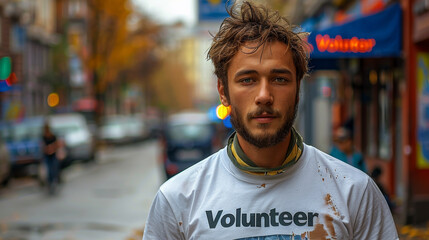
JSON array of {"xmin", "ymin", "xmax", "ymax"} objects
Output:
[{"xmin": 398, "ymin": 223, "xmax": 429, "ymax": 240}]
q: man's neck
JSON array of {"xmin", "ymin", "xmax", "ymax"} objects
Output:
[{"xmin": 236, "ymin": 132, "xmax": 292, "ymax": 168}]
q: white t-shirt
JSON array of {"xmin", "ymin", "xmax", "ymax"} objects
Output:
[{"xmin": 143, "ymin": 144, "xmax": 398, "ymax": 240}]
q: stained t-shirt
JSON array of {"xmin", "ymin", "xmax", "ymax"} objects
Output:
[{"xmin": 143, "ymin": 144, "xmax": 398, "ymax": 240}]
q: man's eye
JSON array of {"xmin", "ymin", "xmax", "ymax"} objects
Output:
[
  {"xmin": 240, "ymin": 78, "xmax": 253, "ymax": 84},
  {"xmin": 274, "ymin": 77, "xmax": 288, "ymax": 83}
]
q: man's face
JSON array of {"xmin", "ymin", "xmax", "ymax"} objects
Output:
[
  {"xmin": 218, "ymin": 41, "xmax": 299, "ymax": 148},
  {"xmin": 335, "ymin": 138, "xmax": 353, "ymax": 154}
]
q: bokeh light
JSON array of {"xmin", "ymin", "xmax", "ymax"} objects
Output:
[
  {"xmin": 6, "ymin": 72, "xmax": 18, "ymax": 86},
  {"xmin": 223, "ymin": 115, "xmax": 233, "ymax": 128},
  {"xmin": 0, "ymin": 57, "xmax": 11, "ymax": 80},
  {"xmin": 216, "ymin": 104, "xmax": 231, "ymax": 120},
  {"xmin": 47, "ymin": 93, "xmax": 60, "ymax": 107}
]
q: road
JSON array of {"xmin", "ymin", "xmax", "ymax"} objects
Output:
[{"xmin": 0, "ymin": 139, "xmax": 165, "ymax": 240}]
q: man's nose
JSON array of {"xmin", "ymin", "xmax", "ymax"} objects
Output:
[{"xmin": 255, "ymin": 80, "xmax": 273, "ymax": 105}]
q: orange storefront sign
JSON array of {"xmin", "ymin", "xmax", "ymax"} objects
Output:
[{"xmin": 315, "ymin": 34, "xmax": 376, "ymax": 53}]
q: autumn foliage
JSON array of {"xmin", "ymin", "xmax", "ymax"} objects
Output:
[
  {"xmin": 86, "ymin": 0, "xmax": 197, "ymax": 115},
  {"xmin": 87, "ymin": 0, "xmax": 158, "ymax": 92}
]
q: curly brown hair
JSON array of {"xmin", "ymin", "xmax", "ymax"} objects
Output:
[{"xmin": 207, "ymin": 1, "xmax": 309, "ymax": 99}]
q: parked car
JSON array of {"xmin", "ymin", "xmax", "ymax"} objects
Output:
[
  {"xmin": 99, "ymin": 115, "xmax": 132, "ymax": 145},
  {"xmin": 5, "ymin": 117, "xmax": 44, "ymax": 179},
  {"xmin": 99, "ymin": 115, "xmax": 148, "ymax": 145},
  {"xmin": 161, "ymin": 111, "xmax": 217, "ymax": 179},
  {"xmin": 144, "ymin": 109, "xmax": 163, "ymax": 138},
  {"xmin": 48, "ymin": 113, "xmax": 96, "ymax": 167},
  {"xmin": 126, "ymin": 114, "xmax": 149, "ymax": 141},
  {"xmin": 0, "ymin": 131, "xmax": 11, "ymax": 186}
]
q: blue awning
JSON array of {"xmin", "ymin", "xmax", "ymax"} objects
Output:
[
  {"xmin": 198, "ymin": 0, "xmax": 232, "ymax": 22},
  {"xmin": 307, "ymin": 3, "xmax": 402, "ymax": 58}
]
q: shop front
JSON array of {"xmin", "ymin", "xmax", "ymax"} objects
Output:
[
  {"xmin": 301, "ymin": 2, "xmax": 403, "ymax": 213},
  {"xmin": 402, "ymin": 0, "xmax": 429, "ymax": 225}
]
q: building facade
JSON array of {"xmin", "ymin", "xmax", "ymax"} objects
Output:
[
  {"xmin": 402, "ymin": 0, "xmax": 429, "ymax": 225},
  {"xmin": 0, "ymin": 0, "xmax": 58, "ymax": 122},
  {"xmin": 275, "ymin": 0, "xmax": 429, "ymax": 224}
]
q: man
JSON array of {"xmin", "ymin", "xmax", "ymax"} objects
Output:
[
  {"xmin": 143, "ymin": 1, "xmax": 398, "ymax": 239},
  {"xmin": 330, "ymin": 126, "xmax": 368, "ymax": 173}
]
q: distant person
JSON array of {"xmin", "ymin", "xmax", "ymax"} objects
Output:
[
  {"xmin": 42, "ymin": 122, "xmax": 60, "ymax": 194},
  {"xmin": 143, "ymin": 1, "xmax": 398, "ymax": 239},
  {"xmin": 371, "ymin": 166, "xmax": 395, "ymax": 212},
  {"xmin": 330, "ymin": 126, "xmax": 368, "ymax": 173}
]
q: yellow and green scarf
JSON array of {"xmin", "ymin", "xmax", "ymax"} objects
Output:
[{"xmin": 227, "ymin": 127, "xmax": 304, "ymax": 176}]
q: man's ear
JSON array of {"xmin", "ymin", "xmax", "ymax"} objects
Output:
[{"xmin": 217, "ymin": 79, "xmax": 230, "ymax": 106}]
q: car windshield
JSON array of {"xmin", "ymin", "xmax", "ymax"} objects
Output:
[
  {"xmin": 51, "ymin": 123, "xmax": 81, "ymax": 136},
  {"xmin": 102, "ymin": 117, "xmax": 128, "ymax": 128},
  {"xmin": 168, "ymin": 123, "xmax": 212, "ymax": 142},
  {"xmin": 10, "ymin": 123, "xmax": 42, "ymax": 141}
]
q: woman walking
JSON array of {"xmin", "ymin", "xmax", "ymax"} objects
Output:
[{"xmin": 42, "ymin": 122, "xmax": 59, "ymax": 195}]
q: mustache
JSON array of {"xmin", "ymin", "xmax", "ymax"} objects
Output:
[{"xmin": 247, "ymin": 106, "xmax": 280, "ymax": 119}]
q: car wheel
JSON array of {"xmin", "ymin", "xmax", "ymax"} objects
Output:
[
  {"xmin": 83, "ymin": 152, "xmax": 96, "ymax": 163},
  {"xmin": 88, "ymin": 155, "xmax": 97, "ymax": 163},
  {"xmin": 1, "ymin": 173, "xmax": 10, "ymax": 187}
]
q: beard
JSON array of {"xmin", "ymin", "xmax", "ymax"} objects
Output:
[{"xmin": 230, "ymin": 94, "xmax": 299, "ymax": 149}]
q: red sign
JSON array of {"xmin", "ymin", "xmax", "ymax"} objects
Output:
[
  {"xmin": 315, "ymin": 34, "xmax": 376, "ymax": 53},
  {"xmin": 73, "ymin": 97, "xmax": 97, "ymax": 111}
]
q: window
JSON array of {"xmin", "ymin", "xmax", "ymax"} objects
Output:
[
  {"xmin": 361, "ymin": 64, "xmax": 396, "ymax": 160},
  {"xmin": 378, "ymin": 70, "xmax": 393, "ymax": 159}
]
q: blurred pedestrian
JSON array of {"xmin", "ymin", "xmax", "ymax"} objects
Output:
[
  {"xmin": 42, "ymin": 122, "xmax": 59, "ymax": 195},
  {"xmin": 330, "ymin": 126, "xmax": 368, "ymax": 173},
  {"xmin": 371, "ymin": 166, "xmax": 395, "ymax": 212},
  {"xmin": 143, "ymin": 1, "xmax": 398, "ymax": 239}
]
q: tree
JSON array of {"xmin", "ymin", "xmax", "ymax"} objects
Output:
[
  {"xmin": 87, "ymin": 0, "xmax": 159, "ymax": 120},
  {"xmin": 149, "ymin": 51, "xmax": 194, "ymax": 113}
]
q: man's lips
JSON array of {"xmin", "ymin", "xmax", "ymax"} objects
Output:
[{"xmin": 252, "ymin": 114, "xmax": 276, "ymax": 123}]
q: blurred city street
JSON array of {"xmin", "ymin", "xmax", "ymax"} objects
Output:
[
  {"xmin": 0, "ymin": 0, "xmax": 429, "ymax": 239},
  {"xmin": 0, "ymin": 139, "xmax": 427, "ymax": 240},
  {"xmin": 0, "ymin": 140, "xmax": 163, "ymax": 240}
]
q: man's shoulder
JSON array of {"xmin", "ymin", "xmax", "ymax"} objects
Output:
[{"xmin": 303, "ymin": 144, "xmax": 370, "ymax": 182}]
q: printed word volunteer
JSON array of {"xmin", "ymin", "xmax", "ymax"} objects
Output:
[{"xmin": 206, "ymin": 208, "xmax": 320, "ymax": 229}]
